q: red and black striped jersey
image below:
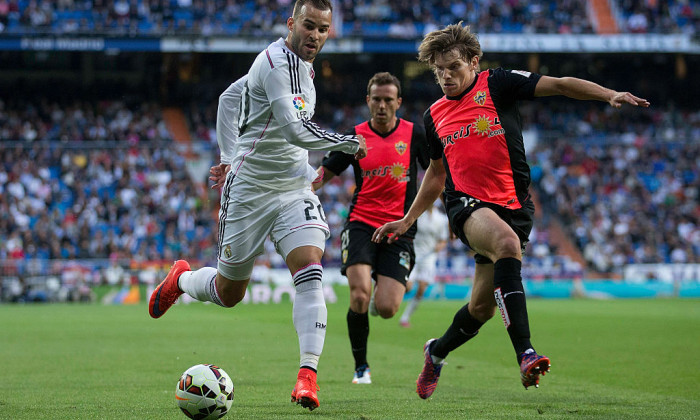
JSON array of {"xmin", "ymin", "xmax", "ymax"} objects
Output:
[
  {"xmin": 425, "ymin": 68, "xmax": 541, "ymax": 209},
  {"xmin": 322, "ymin": 118, "xmax": 429, "ymax": 237}
]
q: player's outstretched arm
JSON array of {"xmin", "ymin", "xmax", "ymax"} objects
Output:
[
  {"xmin": 534, "ymin": 76, "xmax": 650, "ymax": 108},
  {"xmin": 279, "ymin": 119, "xmax": 362, "ymax": 155},
  {"xmin": 372, "ymin": 158, "xmax": 446, "ymax": 244}
]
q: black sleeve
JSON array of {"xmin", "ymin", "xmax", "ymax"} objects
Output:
[
  {"xmin": 321, "ymin": 127, "xmax": 356, "ymax": 175},
  {"xmin": 411, "ymin": 122, "xmax": 430, "ymax": 170},
  {"xmin": 489, "ymin": 67, "xmax": 542, "ymax": 102},
  {"xmin": 423, "ymin": 108, "xmax": 443, "ymax": 161}
]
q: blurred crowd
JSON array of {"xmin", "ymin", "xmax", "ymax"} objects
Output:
[
  {"xmin": 532, "ymin": 139, "xmax": 699, "ymax": 272},
  {"xmin": 0, "ymin": 136, "xmax": 216, "ymax": 264},
  {"xmin": 1, "ymin": 95, "xmax": 698, "ymax": 281},
  {"xmin": 0, "ymin": 98, "xmax": 172, "ymax": 143},
  {"xmin": 0, "ymin": 0, "xmax": 696, "ymax": 36},
  {"xmin": 617, "ymin": 0, "xmax": 698, "ymax": 34}
]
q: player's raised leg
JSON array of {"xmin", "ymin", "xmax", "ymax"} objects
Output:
[
  {"xmin": 465, "ymin": 208, "xmax": 550, "ymax": 388},
  {"xmin": 148, "ymin": 260, "xmax": 191, "ymax": 318},
  {"xmin": 149, "ymin": 259, "xmax": 252, "ymax": 319},
  {"xmin": 416, "ymin": 263, "xmax": 494, "ymax": 398}
]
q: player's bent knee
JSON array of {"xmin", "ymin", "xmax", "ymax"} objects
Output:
[
  {"xmin": 470, "ymin": 301, "xmax": 497, "ymax": 322},
  {"xmin": 215, "ymin": 273, "xmax": 249, "ymax": 308},
  {"xmin": 495, "ymin": 238, "xmax": 522, "ymax": 260},
  {"xmin": 219, "ymin": 291, "xmax": 245, "ymax": 308},
  {"xmin": 377, "ymin": 305, "xmax": 398, "ymax": 319},
  {"xmin": 350, "ymin": 295, "xmax": 369, "ymax": 312}
]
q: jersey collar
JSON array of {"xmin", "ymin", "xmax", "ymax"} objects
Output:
[{"xmin": 368, "ymin": 118, "xmax": 401, "ymax": 138}]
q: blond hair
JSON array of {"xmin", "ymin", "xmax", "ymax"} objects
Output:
[{"xmin": 418, "ymin": 22, "xmax": 482, "ymax": 66}]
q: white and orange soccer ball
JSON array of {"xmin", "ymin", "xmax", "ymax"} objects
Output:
[{"xmin": 176, "ymin": 364, "xmax": 234, "ymax": 419}]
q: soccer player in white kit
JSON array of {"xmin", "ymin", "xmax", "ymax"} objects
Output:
[
  {"xmin": 148, "ymin": 0, "xmax": 367, "ymax": 412},
  {"xmin": 399, "ymin": 202, "xmax": 449, "ymax": 327}
]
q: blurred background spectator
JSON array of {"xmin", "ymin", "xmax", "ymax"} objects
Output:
[{"xmin": 0, "ymin": 0, "xmax": 696, "ymax": 36}]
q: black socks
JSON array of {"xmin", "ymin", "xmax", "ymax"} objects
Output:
[
  {"xmin": 493, "ymin": 257, "xmax": 533, "ymax": 361},
  {"xmin": 347, "ymin": 308, "xmax": 369, "ymax": 368},
  {"xmin": 431, "ymin": 303, "xmax": 484, "ymax": 359}
]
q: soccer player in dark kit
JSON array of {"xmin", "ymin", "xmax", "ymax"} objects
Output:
[
  {"xmin": 373, "ymin": 22, "xmax": 649, "ymax": 398},
  {"xmin": 314, "ymin": 72, "xmax": 429, "ymax": 384}
]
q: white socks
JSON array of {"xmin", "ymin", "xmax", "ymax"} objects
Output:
[
  {"xmin": 179, "ymin": 263, "xmax": 327, "ymax": 370},
  {"xmin": 178, "ymin": 267, "xmax": 226, "ymax": 307},
  {"xmin": 400, "ymin": 296, "xmax": 422, "ymax": 323},
  {"xmin": 292, "ymin": 263, "xmax": 327, "ymax": 370}
]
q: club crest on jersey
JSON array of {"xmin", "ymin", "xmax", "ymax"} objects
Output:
[
  {"xmin": 292, "ymin": 96, "xmax": 306, "ymax": 110},
  {"xmin": 223, "ymin": 245, "xmax": 232, "ymax": 259},
  {"xmin": 473, "ymin": 91, "xmax": 486, "ymax": 106},
  {"xmin": 395, "ymin": 141, "xmax": 407, "ymax": 155}
]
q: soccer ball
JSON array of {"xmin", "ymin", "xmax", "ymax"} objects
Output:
[{"xmin": 176, "ymin": 364, "xmax": 234, "ymax": 419}]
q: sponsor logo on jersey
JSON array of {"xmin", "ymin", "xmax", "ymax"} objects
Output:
[
  {"xmin": 473, "ymin": 90, "xmax": 486, "ymax": 106},
  {"xmin": 439, "ymin": 117, "xmax": 503, "ymax": 147},
  {"xmin": 395, "ymin": 141, "xmax": 407, "ymax": 155},
  {"xmin": 474, "ymin": 115, "xmax": 492, "ymax": 135},
  {"xmin": 390, "ymin": 163, "xmax": 407, "ymax": 181},
  {"xmin": 440, "ymin": 125, "xmax": 471, "ymax": 147},
  {"xmin": 224, "ymin": 245, "xmax": 232, "ymax": 259},
  {"xmin": 361, "ymin": 163, "xmax": 408, "ymax": 182},
  {"xmin": 292, "ymin": 96, "xmax": 305, "ymax": 110}
]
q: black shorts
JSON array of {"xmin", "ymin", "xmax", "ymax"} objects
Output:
[
  {"xmin": 340, "ymin": 221, "xmax": 414, "ymax": 285},
  {"xmin": 445, "ymin": 192, "xmax": 534, "ymax": 264}
]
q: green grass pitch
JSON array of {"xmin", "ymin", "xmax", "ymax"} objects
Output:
[{"xmin": 1, "ymin": 288, "xmax": 698, "ymax": 419}]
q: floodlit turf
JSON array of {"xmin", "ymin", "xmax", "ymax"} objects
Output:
[{"xmin": 1, "ymin": 288, "xmax": 698, "ymax": 419}]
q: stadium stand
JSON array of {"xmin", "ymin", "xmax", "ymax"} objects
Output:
[
  {"xmin": 1, "ymin": 2, "xmax": 699, "ymax": 301},
  {"xmin": 2, "ymin": 94, "xmax": 697, "ymax": 281},
  {"xmin": 1, "ymin": 0, "xmax": 695, "ymax": 36}
]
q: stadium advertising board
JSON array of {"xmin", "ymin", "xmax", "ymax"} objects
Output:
[
  {"xmin": 0, "ymin": 34, "xmax": 697, "ymax": 53},
  {"xmin": 623, "ymin": 263, "xmax": 700, "ymax": 283},
  {"xmin": 0, "ymin": 36, "xmax": 160, "ymax": 51}
]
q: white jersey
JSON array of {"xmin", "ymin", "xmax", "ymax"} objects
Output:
[
  {"xmin": 414, "ymin": 209, "xmax": 449, "ymax": 258},
  {"xmin": 221, "ymin": 38, "xmax": 360, "ymax": 191},
  {"xmin": 217, "ymin": 75, "xmax": 247, "ymax": 166}
]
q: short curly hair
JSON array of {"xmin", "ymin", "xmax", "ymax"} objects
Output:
[{"xmin": 366, "ymin": 72, "xmax": 402, "ymax": 97}]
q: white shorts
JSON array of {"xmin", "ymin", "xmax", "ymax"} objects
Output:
[
  {"xmin": 408, "ymin": 254, "xmax": 437, "ymax": 284},
  {"xmin": 217, "ymin": 176, "xmax": 329, "ymax": 280}
]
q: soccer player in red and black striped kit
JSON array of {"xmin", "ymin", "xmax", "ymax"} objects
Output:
[
  {"xmin": 314, "ymin": 72, "xmax": 429, "ymax": 384},
  {"xmin": 373, "ymin": 23, "xmax": 649, "ymax": 398}
]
